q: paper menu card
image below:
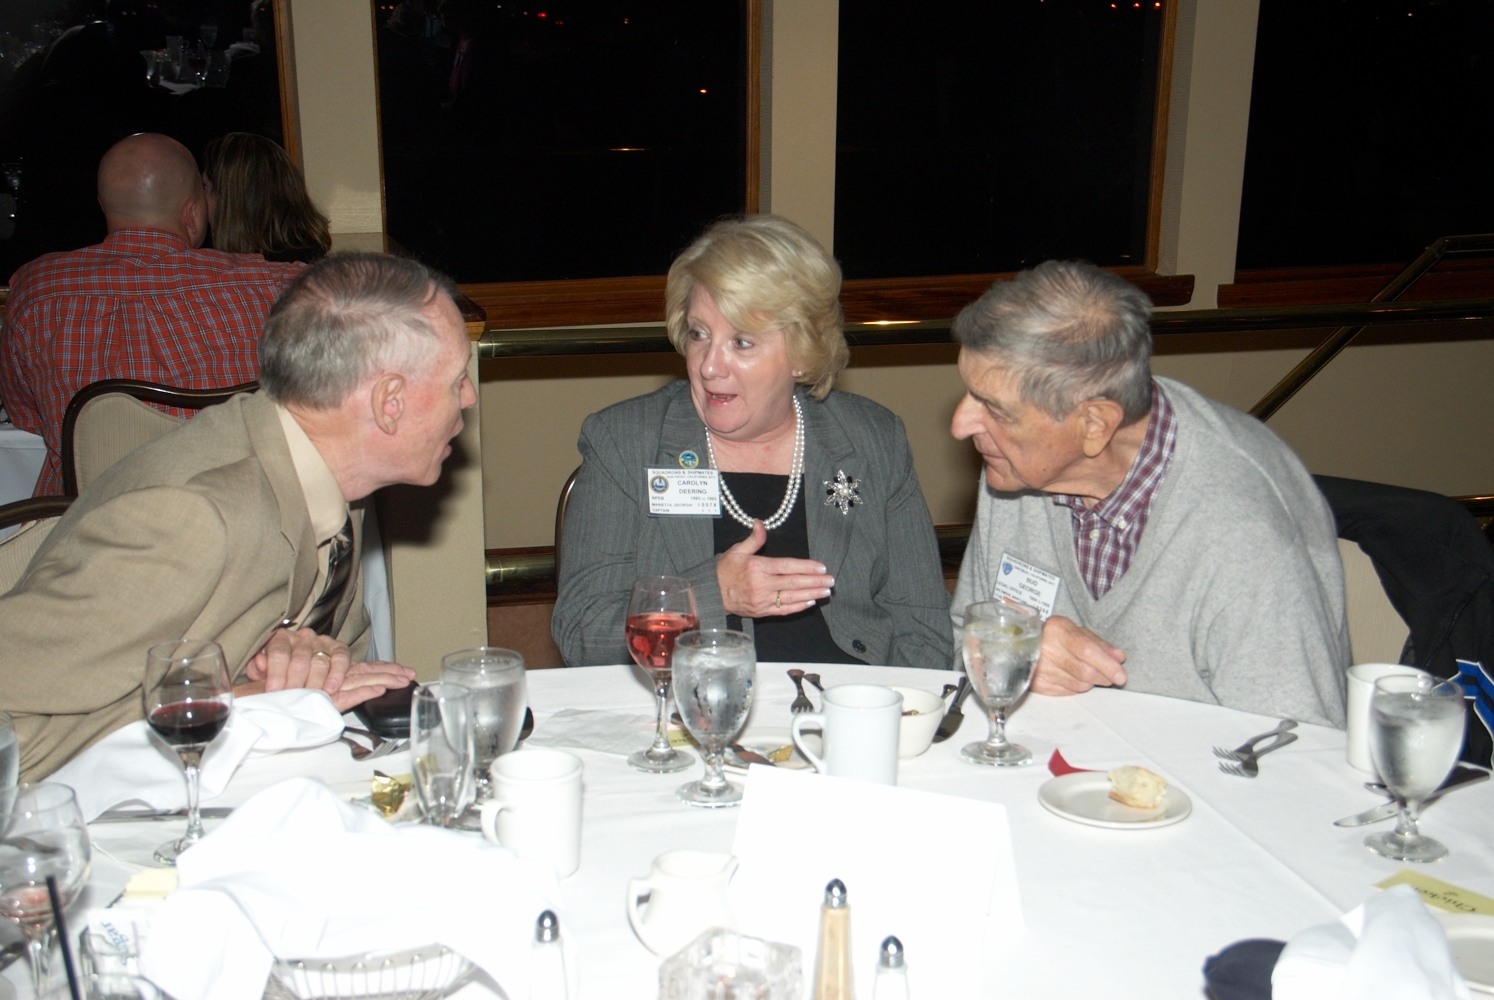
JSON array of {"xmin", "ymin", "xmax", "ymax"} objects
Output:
[
  {"xmin": 729, "ymin": 766, "xmax": 1023, "ymax": 996},
  {"xmin": 1376, "ymin": 870, "xmax": 1494, "ymax": 916}
]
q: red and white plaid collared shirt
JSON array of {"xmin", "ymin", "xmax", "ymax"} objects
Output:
[
  {"xmin": 1051, "ymin": 381, "xmax": 1178, "ymax": 600},
  {"xmin": 0, "ymin": 229, "xmax": 303, "ymax": 495}
]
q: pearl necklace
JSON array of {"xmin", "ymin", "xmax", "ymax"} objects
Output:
[{"xmin": 704, "ymin": 395, "xmax": 805, "ymax": 531}]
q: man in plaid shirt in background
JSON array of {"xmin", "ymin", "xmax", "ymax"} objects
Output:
[{"xmin": 0, "ymin": 132, "xmax": 304, "ymax": 496}]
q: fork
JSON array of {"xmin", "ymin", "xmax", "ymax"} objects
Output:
[
  {"xmin": 341, "ymin": 733, "xmax": 408, "ymax": 761},
  {"xmin": 1218, "ymin": 733, "xmax": 1298, "ymax": 777},
  {"xmin": 1211, "ymin": 719, "xmax": 1298, "ymax": 762},
  {"xmin": 788, "ymin": 669, "xmax": 815, "ymax": 714}
]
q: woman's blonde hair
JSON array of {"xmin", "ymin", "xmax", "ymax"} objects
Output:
[
  {"xmin": 665, "ymin": 215, "xmax": 848, "ymax": 400},
  {"xmin": 203, "ymin": 133, "xmax": 331, "ymax": 258}
]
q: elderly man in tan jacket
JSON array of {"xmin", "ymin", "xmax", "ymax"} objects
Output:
[{"xmin": 0, "ymin": 254, "xmax": 476, "ymax": 779}]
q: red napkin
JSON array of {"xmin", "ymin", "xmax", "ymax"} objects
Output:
[{"xmin": 1048, "ymin": 749, "xmax": 1095, "ymax": 776}]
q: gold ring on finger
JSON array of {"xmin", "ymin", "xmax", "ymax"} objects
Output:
[
  {"xmin": 313, "ymin": 650, "xmax": 332, "ymax": 660},
  {"xmin": 775, "ymin": 590, "xmax": 782, "ymax": 610}
]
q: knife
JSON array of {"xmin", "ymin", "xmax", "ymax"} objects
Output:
[
  {"xmin": 932, "ymin": 676, "xmax": 973, "ymax": 743},
  {"xmin": 1333, "ymin": 766, "xmax": 1490, "ymax": 827},
  {"xmin": 92, "ymin": 807, "xmax": 235, "ymax": 824}
]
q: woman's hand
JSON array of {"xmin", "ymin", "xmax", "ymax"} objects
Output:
[{"xmin": 716, "ymin": 520, "xmax": 835, "ymax": 618}]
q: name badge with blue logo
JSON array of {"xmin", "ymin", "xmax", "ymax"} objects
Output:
[
  {"xmin": 646, "ymin": 468, "xmax": 721, "ymax": 516},
  {"xmin": 993, "ymin": 552, "xmax": 1061, "ymax": 619}
]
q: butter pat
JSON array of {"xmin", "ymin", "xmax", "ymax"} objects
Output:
[{"xmin": 122, "ymin": 868, "xmax": 178, "ymax": 900}]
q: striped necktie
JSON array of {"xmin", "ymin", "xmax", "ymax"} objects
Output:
[{"xmin": 303, "ymin": 515, "xmax": 354, "ymax": 637}]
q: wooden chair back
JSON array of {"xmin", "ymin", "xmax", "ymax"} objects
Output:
[{"xmin": 61, "ymin": 379, "xmax": 257, "ymax": 495}]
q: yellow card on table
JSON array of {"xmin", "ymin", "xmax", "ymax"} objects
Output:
[{"xmin": 1376, "ymin": 870, "xmax": 1494, "ymax": 915}]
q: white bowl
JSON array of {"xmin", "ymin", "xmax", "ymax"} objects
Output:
[{"xmin": 889, "ymin": 686, "xmax": 945, "ymax": 759}]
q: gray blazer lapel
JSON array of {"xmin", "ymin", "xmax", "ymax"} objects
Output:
[
  {"xmin": 653, "ymin": 388, "xmax": 715, "ymax": 576},
  {"xmin": 802, "ymin": 391, "xmax": 859, "ymax": 579}
]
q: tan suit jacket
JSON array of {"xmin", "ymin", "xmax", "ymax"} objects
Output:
[{"xmin": 0, "ymin": 392, "xmax": 368, "ymax": 779}]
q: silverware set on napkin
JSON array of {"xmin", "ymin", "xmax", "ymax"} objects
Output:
[
  {"xmin": 1212, "ymin": 719, "xmax": 1298, "ymax": 777},
  {"xmin": 339, "ymin": 725, "xmax": 408, "ymax": 761}
]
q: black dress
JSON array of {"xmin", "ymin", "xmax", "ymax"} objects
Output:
[{"xmin": 712, "ymin": 473, "xmax": 865, "ymax": 664}]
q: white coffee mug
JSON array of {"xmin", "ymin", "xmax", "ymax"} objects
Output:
[
  {"xmin": 1346, "ymin": 663, "xmax": 1431, "ymax": 773},
  {"xmin": 479, "ymin": 748, "xmax": 583, "ymax": 876},
  {"xmin": 626, "ymin": 850, "xmax": 738, "ymax": 957},
  {"xmin": 790, "ymin": 683, "xmax": 902, "ymax": 785}
]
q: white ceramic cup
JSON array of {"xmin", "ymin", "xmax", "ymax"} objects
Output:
[
  {"xmin": 479, "ymin": 748, "xmax": 583, "ymax": 876},
  {"xmin": 626, "ymin": 850, "xmax": 738, "ymax": 957},
  {"xmin": 1346, "ymin": 663, "xmax": 1431, "ymax": 773},
  {"xmin": 790, "ymin": 683, "xmax": 902, "ymax": 785}
]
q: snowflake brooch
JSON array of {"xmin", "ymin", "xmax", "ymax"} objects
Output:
[{"xmin": 823, "ymin": 469, "xmax": 863, "ymax": 514}]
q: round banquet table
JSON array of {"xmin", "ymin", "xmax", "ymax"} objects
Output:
[{"xmin": 32, "ymin": 663, "xmax": 1494, "ymax": 999}]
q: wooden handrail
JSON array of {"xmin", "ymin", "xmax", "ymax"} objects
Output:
[{"xmin": 477, "ymin": 295, "xmax": 1494, "ymax": 360}]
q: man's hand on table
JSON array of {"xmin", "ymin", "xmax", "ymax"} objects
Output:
[
  {"xmin": 236, "ymin": 627, "xmax": 417, "ymax": 711},
  {"xmin": 1031, "ymin": 615, "xmax": 1128, "ymax": 696}
]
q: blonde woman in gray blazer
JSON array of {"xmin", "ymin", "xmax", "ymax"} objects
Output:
[{"xmin": 553, "ymin": 216, "xmax": 952, "ymax": 669}]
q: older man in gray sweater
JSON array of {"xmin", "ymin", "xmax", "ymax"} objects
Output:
[{"xmin": 949, "ymin": 261, "xmax": 1349, "ymax": 728}]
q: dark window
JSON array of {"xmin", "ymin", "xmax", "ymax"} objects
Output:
[
  {"xmin": 1237, "ymin": 0, "xmax": 1494, "ymax": 270},
  {"xmin": 375, "ymin": 0, "xmax": 749, "ymax": 284},
  {"xmin": 0, "ymin": 0, "xmax": 286, "ymax": 282},
  {"xmin": 834, "ymin": 0, "xmax": 1165, "ymax": 281}
]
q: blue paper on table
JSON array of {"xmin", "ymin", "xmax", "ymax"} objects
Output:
[{"xmin": 729, "ymin": 766, "xmax": 1022, "ymax": 997}]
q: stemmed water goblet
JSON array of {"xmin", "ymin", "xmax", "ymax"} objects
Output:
[
  {"xmin": 625, "ymin": 576, "xmax": 699, "ymax": 773},
  {"xmin": 960, "ymin": 599, "xmax": 1042, "ymax": 766},
  {"xmin": 672, "ymin": 629, "xmax": 756, "ymax": 808},
  {"xmin": 143, "ymin": 639, "xmax": 233, "ymax": 864},
  {"xmin": 0, "ymin": 783, "xmax": 92, "ymax": 996},
  {"xmin": 411, "ymin": 683, "xmax": 476, "ymax": 827},
  {"xmin": 1365, "ymin": 674, "xmax": 1466, "ymax": 863}
]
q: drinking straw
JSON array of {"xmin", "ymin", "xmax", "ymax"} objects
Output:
[{"xmin": 45, "ymin": 874, "xmax": 82, "ymax": 1000}]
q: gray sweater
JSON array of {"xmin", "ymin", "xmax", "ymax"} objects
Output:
[{"xmin": 951, "ymin": 377, "xmax": 1350, "ymax": 727}]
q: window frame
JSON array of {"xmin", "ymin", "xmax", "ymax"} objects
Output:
[{"xmin": 377, "ymin": 0, "xmax": 1193, "ymax": 327}]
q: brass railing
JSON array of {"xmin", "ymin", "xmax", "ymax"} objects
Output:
[
  {"xmin": 1249, "ymin": 234, "xmax": 1494, "ymax": 420},
  {"xmin": 487, "ymin": 497, "xmax": 1494, "ymax": 596}
]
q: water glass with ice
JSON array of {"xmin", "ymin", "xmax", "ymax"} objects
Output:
[
  {"xmin": 961, "ymin": 599, "xmax": 1042, "ymax": 766},
  {"xmin": 441, "ymin": 647, "xmax": 527, "ymax": 801},
  {"xmin": 672, "ymin": 630, "xmax": 755, "ymax": 808},
  {"xmin": 1365, "ymin": 674, "xmax": 1465, "ymax": 862}
]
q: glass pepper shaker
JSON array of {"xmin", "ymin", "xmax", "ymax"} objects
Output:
[{"xmin": 872, "ymin": 936, "xmax": 908, "ymax": 1000}]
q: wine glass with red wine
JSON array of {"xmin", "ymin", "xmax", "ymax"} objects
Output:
[
  {"xmin": 143, "ymin": 639, "xmax": 233, "ymax": 865},
  {"xmin": 625, "ymin": 575, "xmax": 699, "ymax": 773}
]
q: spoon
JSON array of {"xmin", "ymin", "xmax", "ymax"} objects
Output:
[{"xmin": 803, "ymin": 673, "xmax": 825, "ymax": 693}]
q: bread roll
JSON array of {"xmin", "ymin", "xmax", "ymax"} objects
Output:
[{"xmin": 1107, "ymin": 765, "xmax": 1167, "ymax": 809}]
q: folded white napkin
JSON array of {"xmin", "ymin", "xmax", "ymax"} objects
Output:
[
  {"xmin": 1272, "ymin": 884, "xmax": 1471, "ymax": 999},
  {"xmin": 54, "ymin": 690, "xmax": 344, "ymax": 821},
  {"xmin": 138, "ymin": 777, "xmax": 568, "ymax": 1000},
  {"xmin": 524, "ymin": 708, "xmax": 659, "ymax": 755}
]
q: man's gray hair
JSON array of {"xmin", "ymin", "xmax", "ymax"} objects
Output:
[
  {"xmin": 259, "ymin": 254, "xmax": 460, "ymax": 409},
  {"xmin": 952, "ymin": 260, "xmax": 1154, "ymax": 423}
]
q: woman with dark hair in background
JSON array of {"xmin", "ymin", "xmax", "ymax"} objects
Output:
[{"xmin": 202, "ymin": 132, "xmax": 330, "ymax": 263}]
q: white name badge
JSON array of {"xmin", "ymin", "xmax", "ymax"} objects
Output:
[
  {"xmin": 646, "ymin": 468, "xmax": 721, "ymax": 516},
  {"xmin": 993, "ymin": 552, "xmax": 1062, "ymax": 620}
]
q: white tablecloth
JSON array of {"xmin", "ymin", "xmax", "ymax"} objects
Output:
[
  {"xmin": 38, "ymin": 664, "xmax": 1494, "ymax": 999},
  {"xmin": 0, "ymin": 425, "xmax": 45, "ymax": 506}
]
